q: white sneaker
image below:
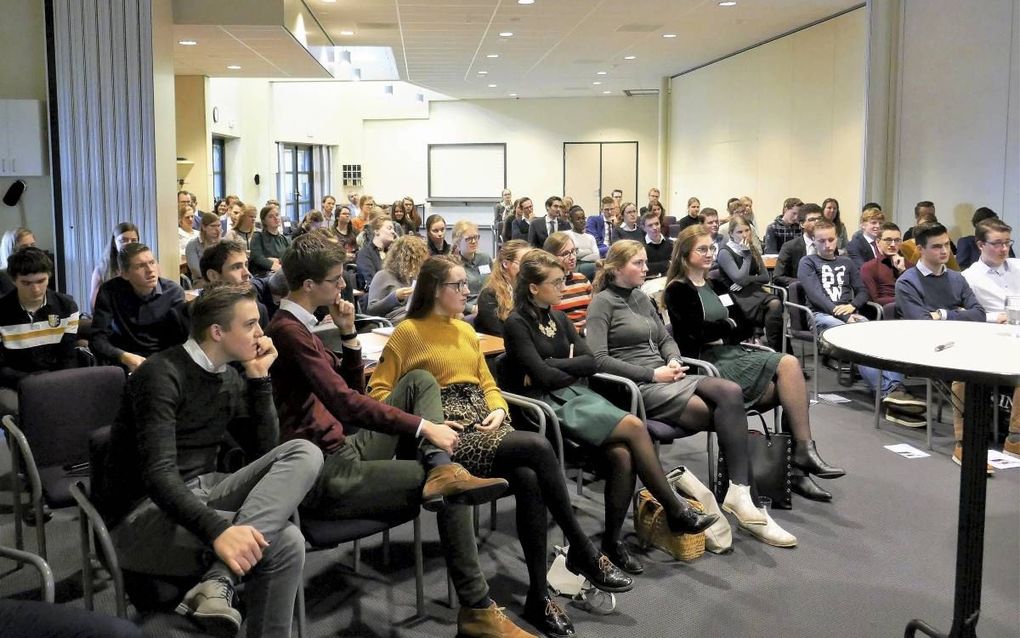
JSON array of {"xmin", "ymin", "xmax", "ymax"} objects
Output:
[
  {"xmin": 739, "ymin": 508, "xmax": 798, "ymax": 548},
  {"xmin": 721, "ymin": 482, "xmax": 767, "ymax": 526}
]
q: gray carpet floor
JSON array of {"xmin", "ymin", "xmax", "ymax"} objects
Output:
[{"xmin": 2, "ymin": 368, "xmax": 1018, "ymax": 637}]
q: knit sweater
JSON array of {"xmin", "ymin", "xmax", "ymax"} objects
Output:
[
  {"xmin": 860, "ymin": 254, "xmax": 913, "ymax": 306},
  {"xmin": 644, "ymin": 236, "xmax": 674, "ymax": 277},
  {"xmin": 102, "ymin": 345, "xmax": 278, "ymax": 542},
  {"xmin": 91, "ymin": 277, "xmax": 187, "ymax": 361},
  {"xmin": 249, "ymin": 231, "xmax": 290, "ymax": 276},
  {"xmin": 586, "ymin": 284, "xmax": 681, "ymax": 383},
  {"xmin": 367, "ymin": 313, "xmax": 508, "ymax": 413},
  {"xmin": 0, "ymin": 289, "xmax": 80, "ymax": 387},
  {"xmin": 366, "ymin": 269, "xmax": 410, "ymax": 322},
  {"xmin": 895, "ymin": 265, "xmax": 985, "ymax": 322},
  {"xmin": 797, "ymin": 254, "xmax": 869, "ymax": 314}
]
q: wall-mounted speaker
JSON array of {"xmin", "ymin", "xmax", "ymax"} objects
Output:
[
  {"xmin": 254, "ymin": 174, "xmax": 261, "ymax": 186},
  {"xmin": 2, "ymin": 180, "xmax": 26, "ymax": 206}
]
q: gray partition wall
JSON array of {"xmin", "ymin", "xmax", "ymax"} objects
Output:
[{"xmin": 47, "ymin": 0, "xmax": 158, "ymax": 309}]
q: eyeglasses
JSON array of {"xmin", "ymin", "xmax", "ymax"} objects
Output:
[
  {"xmin": 985, "ymin": 240, "xmax": 1014, "ymax": 249},
  {"xmin": 321, "ymin": 275, "xmax": 344, "ymax": 286},
  {"xmin": 693, "ymin": 245, "xmax": 718, "ymax": 255},
  {"xmin": 463, "ymin": 235, "xmax": 481, "ymax": 243},
  {"xmin": 557, "ymin": 249, "xmax": 578, "ymax": 258},
  {"xmin": 543, "ymin": 277, "xmax": 566, "ymax": 288},
  {"xmin": 441, "ymin": 281, "xmax": 470, "ymax": 291}
]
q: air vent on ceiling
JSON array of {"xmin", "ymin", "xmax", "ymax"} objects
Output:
[
  {"xmin": 624, "ymin": 88, "xmax": 659, "ymax": 97},
  {"xmin": 357, "ymin": 22, "xmax": 398, "ymax": 30},
  {"xmin": 616, "ymin": 24, "xmax": 663, "ymax": 33}
]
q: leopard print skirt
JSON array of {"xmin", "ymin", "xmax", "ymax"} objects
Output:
[{"xmin": 442, "ymin": 383, "xmax": 513, "ymax": 477}]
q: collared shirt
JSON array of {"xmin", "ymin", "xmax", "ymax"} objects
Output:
[
  {"xmin": 803, "ymin": 233, "xmax": 816, "ymax": 256},
  {"xmin": 279, "ymin": 298, "xmax": 318, "ymax": 330},
  {"xmin": 645, "ymin": 233, "xmax": 664, "ymax": 245},
  {"xmin": 963, "ymin": 257, "xmax": 1020, "ymax": 322},
  {"xmin": 917, "ymin": 260, "xmax": 952, "ymax": 319},
  {"xmin": 182, "ymin": 337, "xmax": 227, "ymax": 374}
]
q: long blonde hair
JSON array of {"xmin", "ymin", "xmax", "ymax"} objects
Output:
[
  {"xmin": 382, "ymin": 235, "xmax": 429, "ymax": 285},
  {"xmin": 482, "ymin": 240, "xmax": 531, "ymax": 321},
  {"xmin": 593, "ymin": 239, "xmax": 645, "ymax": 292}
]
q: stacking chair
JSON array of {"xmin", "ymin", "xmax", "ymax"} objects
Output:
[
  {"xmin": 2, "ymin": 366, "xmax": 125, "ymax": 561},
  {"xmin": 781, "ymin": 281, "xmax": 821, "ymax": 402},
  {"xmin": 0, "ymin": 543, "xmax": 54, "ymax": 602}
]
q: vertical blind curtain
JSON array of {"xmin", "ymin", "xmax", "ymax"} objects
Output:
[{"xmin": 49, "ymin": 0, "xmax": 156, "ymax": 312}]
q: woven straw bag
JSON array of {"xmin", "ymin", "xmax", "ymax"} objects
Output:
[{"xmin": 633, "ymin": 488, "xmax": 706, "ymax": 561}]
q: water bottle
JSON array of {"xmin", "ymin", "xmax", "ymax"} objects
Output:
[{"xmin": 1006, "ymin": 295, "xmax": 1020, "ymax": 337}]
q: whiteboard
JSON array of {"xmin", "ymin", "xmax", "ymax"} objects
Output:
[{"xmin": 428, "ymin": 144, "xmax": 506, "ymax": 198}]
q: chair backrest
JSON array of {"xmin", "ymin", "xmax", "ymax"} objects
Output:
[
  {"xmin": 786, "ymin": 281, "xmax": 811, "ymax": 333},
  {"xmin": 668, "ymin": 223, "xmax": 682, "ymax": 238},
  {"xmin": 18, "ymin": 367, "xmax": 126, "ymax": 470},
  {"xmin": 882, "ymin": 301, "xmax": 897, "ymax": 321}
]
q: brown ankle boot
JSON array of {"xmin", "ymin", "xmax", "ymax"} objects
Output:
[
  {"xmin": 457, "ymin": 602, "xmax": 538, "ymax": 638},
  {"xmin": 422, "ymin": 463, "xmax": 508, "ymax": 512}
]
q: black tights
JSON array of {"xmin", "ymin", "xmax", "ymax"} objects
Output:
[
  {"xmin": 601, "ymin": 415, "xmax": 694, "ymax": 546},
  {"xmin": 674, "ymin": 377, "xmax": 752, "ymax": 485},
  {"xmin": 763, "ymin": 297, "xmax": 784, "ymax": 353},
  {"xmin": 491, "ymin": 430, "xmax": 596, "ymax": 598}
]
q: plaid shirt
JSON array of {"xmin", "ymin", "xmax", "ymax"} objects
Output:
[{"xmin": 763, "ymin": 215, "xmax": 802, "ymax": 253}]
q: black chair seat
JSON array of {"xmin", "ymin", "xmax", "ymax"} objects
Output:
[
  {"xmin": 301, "ymin": 511, "xmax": 417, "ymax": 548},
  {"xmin": 646, "ymin": 419, "xmax": 687, "ymax": 443}
]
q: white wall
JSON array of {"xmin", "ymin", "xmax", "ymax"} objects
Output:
[
  {"xmin": 207, "ymin": 77, "xmax": 275, "ymax": 204},
  {"xmin": 892, "ymin": 0, "xmax": 1019, "ymax": 236},
  {"xmin": 363, "ymin": 97, "xmax": 659, "ymax": 210},
  {"xmin": 669, "ymin": 9, "xmax": 866, "ymax": 224}
]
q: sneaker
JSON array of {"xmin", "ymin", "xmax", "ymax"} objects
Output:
[
  {"xmin": 1003, "ymin": 435, "xmax": 1020, "ymax": 460},
  {"xmin": 422, "ymin": 463, "xmax": 509, "ymax": 512},
  {"xmin": 883, "ymin": 387, "xmax": 927, "ymax": 409},
  {"xmin": 457, "ymin": 602, "xmax": 538, "ymax": 638},
  {"xmin": 885, "ymin": 408, "xmax": 926, "ymax": 428},
  {"xmin": 952, "ymin": 446, "xmax": 994, "ymax": 475},
  {"xmin": 174, "ymin": 577, "xmax": 242, "ymax": 637}
]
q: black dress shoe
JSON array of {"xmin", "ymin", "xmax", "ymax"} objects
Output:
[
  {"xmin": 524, "ymin": 595, "xmax": 575, "ymax": 638},
  {"xmin": 565, "ymin": 547, "xmax": 634, "ymax": 593},
  {"xmin": 790, "ymin": 473, "xmax": 832, "ymax": 502},
  {"xmin": 792, "ymin": 440, "xmax": 846, "ymax": 479},
  {"xmin": 665, "ymin": 499, "xmax": 719, "ymax": 535},
  {"xmin": 602, "ymin": 540, "xmax": 644, "ymax": 575}
]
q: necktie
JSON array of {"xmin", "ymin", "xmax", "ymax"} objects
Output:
[
  {"xmin": 549, "ymin": 219, "xmax": 554, "ymax": 236},
  {"xmin": 870, "ymin": 240, "xmax": 879, "ymax": 258}
]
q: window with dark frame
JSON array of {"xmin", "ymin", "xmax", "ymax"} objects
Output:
[
  {"xmin": 280, "ymin": 144, "xmax": 315, "ymax": 222},
  {"xmin": 211, "ymin": 137, "xmax": 226, "ymax": 202}
]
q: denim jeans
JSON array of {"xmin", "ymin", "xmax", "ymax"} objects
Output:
[{"xmin": 814, "ymin": 312, "xmax": 904, "ymax": 396}]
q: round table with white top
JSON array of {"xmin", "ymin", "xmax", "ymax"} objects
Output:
[{"xmin": 821, "ymin": 320, "xmax": 1020, "ymax": 638}]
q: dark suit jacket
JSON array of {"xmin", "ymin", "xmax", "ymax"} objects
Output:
[
  {"xmin": 528, "ymin": 216, "xmax": 570, "ymax": 248},
  {"xmin": 774, "ymin": 236, "xmax": 809, "ymax": 286},
  {"xmin": 846, "ymin": 232, "xmax": 879, "ymax": 270}
]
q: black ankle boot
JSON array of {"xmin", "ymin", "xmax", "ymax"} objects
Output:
[
  {"xmin": 790, "ymin": 473, "xmax": 832, "ymax": 502},
  {"xmin": 524, "ymin": 594, "xmax": 575, "ymax": 638},
  {"xmin": 666, "ymin": 498, "xmax": 720, "ymax": 534},
  {"xmin": 565, "ymin": 545, "xmax": 633, "ymax": 593},
  {"xmin": 792, "ymin": 440, "xmax": 846, "ymax": 479},
  {"xmin": 602, "ymin": 540, "xmax": 644, "ymax": 575}
]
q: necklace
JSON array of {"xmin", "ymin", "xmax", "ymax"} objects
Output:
[{"xmin": 538, "ymin": 315, "xmax": 557, "ymax": 338}]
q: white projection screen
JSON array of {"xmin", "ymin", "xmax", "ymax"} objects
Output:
[{"xmin": 428, "ymin": 143, "xmax": 506, "ymax": 198}]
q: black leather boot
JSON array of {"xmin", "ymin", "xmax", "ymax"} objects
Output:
[
  {"xmin": 524, "ymin": 594, "xmax": 575, "ymax": 638},
  {"xmin": 565, "ymin": 545, "xmax": 633, "ymax": 593},
  {"xmin": 602, "ymin": 540, "xmax": 644, "ymax": 575},
  {"xmin": 790, "ymin": 472, "xmax": 832, "ymax": 502},
  {"xmin": 665, "ymin": 497, "xmax": 720, "ymax": 534},
  {"xmin": 792, "ymin": 440, "xmax": 846, "ymax": 479}
]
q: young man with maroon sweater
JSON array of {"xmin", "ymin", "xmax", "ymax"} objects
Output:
[{"xmin": 268, "ymin": 235, "xmax": 532, "ymax": 638}]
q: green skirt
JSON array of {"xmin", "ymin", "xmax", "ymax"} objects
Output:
[
  {"xmin": 701, "ymin": 344, "xmax": 783, "ymax": 408},
  {"xmin": 539, "ymin": 384, "xmax": 627, "ymax": 446}
]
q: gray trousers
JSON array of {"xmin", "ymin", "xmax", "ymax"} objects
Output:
[
  {"xmin": 112, "ymin": 439, "xmax": 324, "ymax": 638},
  {"xmin": 303, "ymin": 369, "xmax": 490, "ymax": 607}
]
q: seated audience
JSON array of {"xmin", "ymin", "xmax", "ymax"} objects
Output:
[
  {"xmin": 91, "ymin": 243, "xmax": 188, "ymax": 372},
  {"xmin": 613, "ymin": 202, "xmax": 644, "ymax": 243},
  {"xmin": 674, "ymin": 197, "xmax": 702, "ymax": 234},
  {"xmin": 367, "ymin": 234, "xmax": 430, "ymax": 324},
  {"xmin": 368, "ymin": 254, "xmax": 633, "ymax": 635},
  {"xmin": 200, "ymin": 239, "xmax": 272, "ymax": 327},
  {"xmin": 184, "ymin": 212, "xmax": 223, "ymax": 287},
  {"xmin": 528, "ymin": 196, "xmax": 569, "ymax": 249},
  {"xmin": 699, "ymin": 208, "xmax": 726, "ymax": 253},
  {"xmin": 763, "ymin": 197, "xmax": 803, "ymax": 254},
  {"xmin": 266, "ymin": 236, "xmax": 530, "ymax": 638},
  {"xmin": 961, "ymin": 218, "xmax": 1020, "ymax": 458},
  {"xmin": 101, "ymin": 283, "xmax": 324, "ymax": 638},
  {"xmin": 353, "ymin": 194, "xmax": 376, "ymax": 234},
  {"xmin": 355, "ymin": 215, "xmax": 397, "ymax": 292},
  {"xmin": 585, "ymin": 196, "xmax": 617, "ymax": 257},
  {"xmin": 0, "ymin": 227, "xmax": 38, "ymax": 296},
  {"xmin": 227, "ymin": 204, "xmax": 257, "ymax": 253},
  {"xmin": 644, "ymin": 199, "xmax": 667, "ymax": 230},
  {"xmin": 177, "ymin": 203, "xmax": 199, "ymax": 259},
  {"xmin": 451, "ymin": 220, "xmax": 493, "ymax": 314},
  {"xmin": 494, "ymin": 189, "xmax": 514, "ymax": 232},
  {"xmin": 798, "ymin": 221, "xmax": 926, "ymax": 426},
  {"xmin": 320, "ymin": 194, "xmax": 337, "ymax": 228},
  {"xmin": 249, "ymin": 205, "xmax": 290, "ymax": 276},
  {"xmin": 716, "ymin": 214, "xmax": 784, "ymax": 352},
  {"xmin": 426, "ymin": 214, "xmax": 451, "ymax": 256},
  {"xmin": 565, "ymin": 205, "xmax": 599, "ymax": 274},
  {"xmin": 773, "ymin": 204, "xmax": 824, "ymax": 287},
  {"xmin": 956, "ymin": 207, "xmax": 1014, "ymax": 269},
  {"xmin": 846, "ymin": 206, "xmax": 886, "ymax": 269},
  {"xmin": 822, "ymin": 198, "xmax": 848, "ymax": 251},
  {"xmin": 861, "ymin": 222, "xmax": 913, "ymax": 306},
  {"xmin": 544, "ymin": 232, "xmax": 594, "ymax": 334},
  {"xmin": 331, "ymin": 204, "xmax": 357, "ymax": 247},
  {"xmin": 503, "ymin": 250, "xmax": 717, "ymax": 583},
  {"xmin": 502, "ymin": 197, "xmax": 533, "ymax": 243},
  {"xmin": 587, "ymin": 240, "xmax": 794, "ymax": 546},
  {"xmin": 89, "ymin": 222, "xmax": 139, "ymax": 309},
  {"xmin": 291, "ymin": 210, "xmax": 324, "ymax": 240},
  {"xmin": 475, "ymin": 240, "xmax": 531, "ymax": 337},
  {"xmin": 641, "ymin": 210, "xmax": 673, "ymax": 277},
  {"xmin": 664, "ymin": 227, "xmax": 844, "ymax": 502},
  {"xmin": 0, "ymin": 248, "xmax": 80, "ymax": 416},
  {"xmin": 394, "ymin": 196, "xmax": 420, "ymax": 235}
]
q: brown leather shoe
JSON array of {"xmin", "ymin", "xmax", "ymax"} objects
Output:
[
  {"xmin": 422, "ymin": 463, "xmax": 508, "ymax": 512},
  {"xmin": 457, "ymin": 602, "xmax": 538, "ymax": 638}
]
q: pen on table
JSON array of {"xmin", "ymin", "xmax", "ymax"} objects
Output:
[{"xmin": 934, "ymin": 341, "xmax": 955, "ymax": 352}]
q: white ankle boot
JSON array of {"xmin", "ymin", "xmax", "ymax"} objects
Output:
[
  {"xmin": 667, "ymin": 466, "xmax": 733, "ymax": 553},
  {"xmin": 739, "ymin": 507, "xmax": 797, "ymax": 548},
  {"xmin": 721, "ymin": 482, "xmax": 767, "ymax": 526}
]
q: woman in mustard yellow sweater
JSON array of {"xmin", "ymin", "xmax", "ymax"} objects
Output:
[{"xmin": 369, "ymin": 256, "xmax": 632, "ymax": 638}]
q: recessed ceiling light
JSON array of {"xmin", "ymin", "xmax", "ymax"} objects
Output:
[
  {"xmin": 477, "ymin": 70, "xmax": 488, "ymax": 75},
  {"xmin": 719, "ymin": 1, "xmax": 737, "ymax": 5},
  {"xmin": 339, "ymin": 30, "xmax": 355, "ymax": 36},
  {"xmin": 226, "ymin": 65, "xmax": 242, "ymax": 70},
  {"xmin": 178, "ymin": 39, "xmax": 197, "ymax": 46},
  {"xmin": 662, "ymin": 33, "xmax": 678, "ymax": 38},
  {"xmin": 596, "ymin": 71, "xmax": 607, "ymax": 75},
  {"xmin": 323, "ymin": 0, "xmax": 337, "ymax": 3},
  {"xmin": 602, "ymin": 90, "xmax": 612, "ymax": 94},
  {"xmin": 488, "ymin": 83, "xmax": 498, "ymax": 88},
  {"xmin": 518, "ymin": 0, "xmax": 535, "ymax": 4},
  {"xmin": 487, "ymin": 54, "xmax": 499, "ymax": 58},
  {"xmin": 624, "ymin": 55, "xmax": 636, "ymax": 60},
  {"xmin": 509, "ymin": 92, "xmax": 518, "ymax": 96},
  {"xmin": 499, "ymin": 32, "xmax": 514, "ymax": 37},
  {"xmin": 592, "ymin": 81, "xmax": 602, "ymax": 85}
]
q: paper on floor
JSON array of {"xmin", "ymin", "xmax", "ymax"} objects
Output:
[
  {"xmin": 987, "ymin": 450, "xmax": 1020, "ymax": 469},
  {"xmin": 819, "ymin": 393, "xmax": 852, "ymax": 404},
  {"xmin": 884, "ymin": 443, "xmax": 931, "ymax": 459}
]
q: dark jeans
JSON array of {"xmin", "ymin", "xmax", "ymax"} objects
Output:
[{"xmin": 0, "ymin": 599, "xmax": 142, "ymax": 638}]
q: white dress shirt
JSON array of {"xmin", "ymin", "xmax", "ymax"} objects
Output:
[{"xmin": 963, "ymin": 257, "xmax": 1020, "ymax": 322}]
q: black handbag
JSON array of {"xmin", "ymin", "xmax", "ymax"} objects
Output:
[{"xmin": 714, "ymin": 419, "xmax": 793, "ymax": 510}]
